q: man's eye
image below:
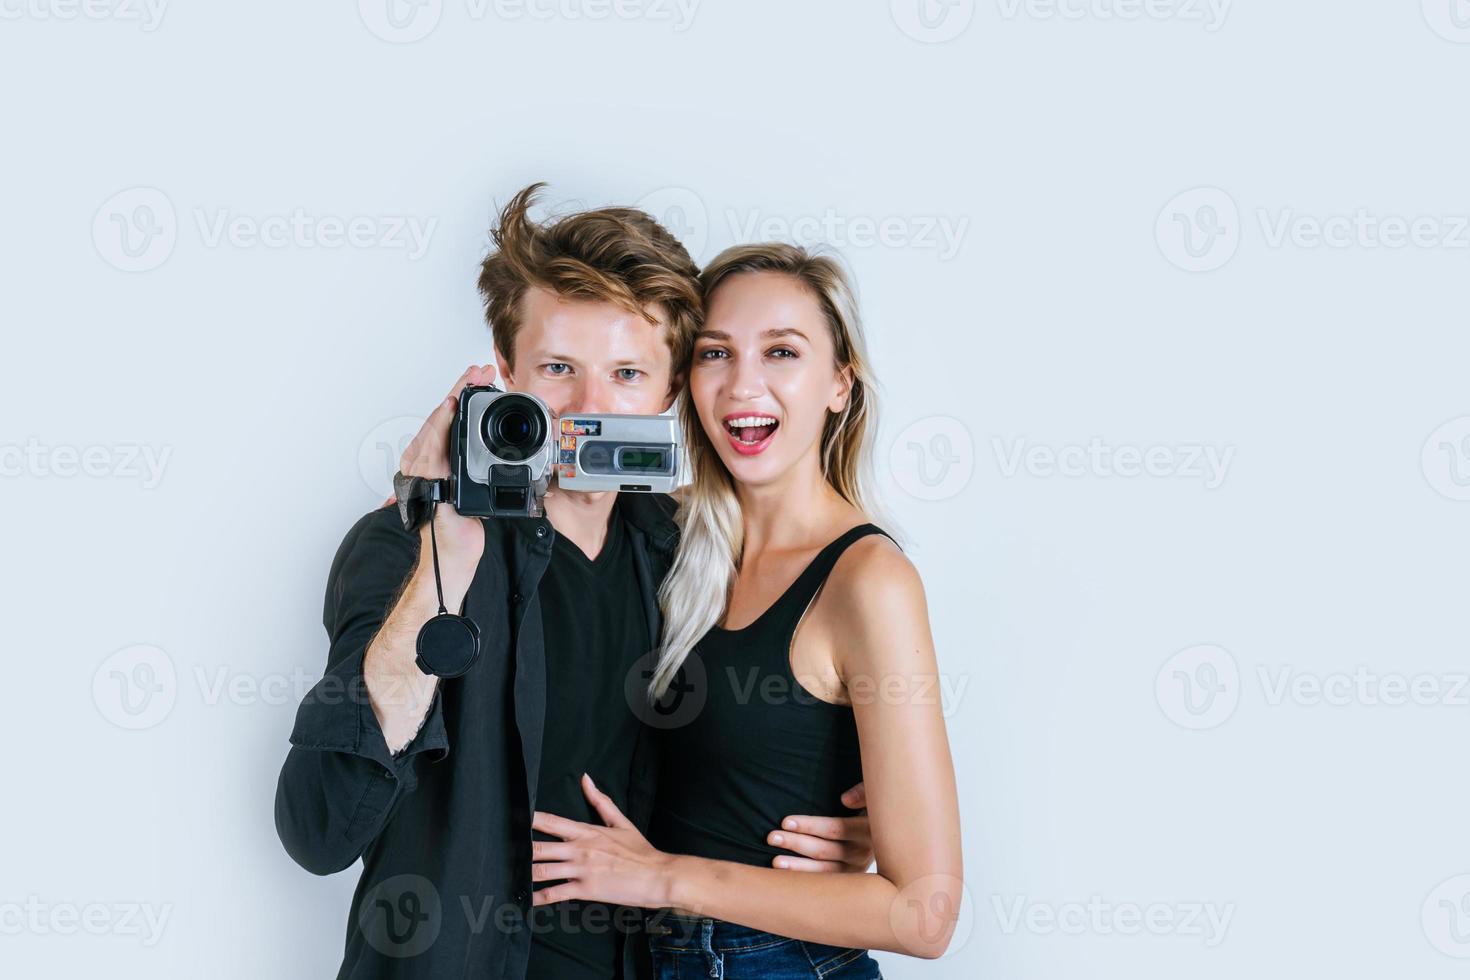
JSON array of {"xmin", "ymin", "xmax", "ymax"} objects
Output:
[
  {"xmin": 617, "ymin": 368, "xmax": 643, "ymax": 382},
  {"xmin": 545, "ymin": 363, "xmax": 571, "ymax": 376}
]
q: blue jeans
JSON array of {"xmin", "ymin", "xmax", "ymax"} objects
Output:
[{"xmin": 643, "ymin": 912, "xmax": 883, "ymax": 979}]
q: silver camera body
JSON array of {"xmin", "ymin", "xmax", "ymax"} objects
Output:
[{"xmin": 451, "ymin": 385, "xmax": 680, "ymax": 518}]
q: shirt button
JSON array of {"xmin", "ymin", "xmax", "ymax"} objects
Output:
[
  {"xmin": 511, "ymin": 592, "xmax": 521, "ymax": 604},
  {"xmin": 535, "ymin": 525, "xmax": 547, "ymax": 538},
  {"xmin": 515, "ymin": 888, "xmax": 529, "ymax": 905}
]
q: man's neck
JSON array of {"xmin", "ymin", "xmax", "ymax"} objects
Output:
[{"xmin": 543, "ymin": 486, "xmax": 618, "ymax": 561}]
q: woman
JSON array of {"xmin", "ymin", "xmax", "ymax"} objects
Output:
[{"xmin": 532, "ymin": 244, "xmax": 963, "ymax": 977}]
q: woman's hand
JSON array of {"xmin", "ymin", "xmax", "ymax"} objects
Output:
[
  {"xmin": 770, "ymin": 781, "xmax": 874, "ymax": 872},
  {"xmin": 531, "ymin": 774, "xmax": 678, "ymax": 909}
]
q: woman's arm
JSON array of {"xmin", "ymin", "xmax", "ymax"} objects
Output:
[{"xmin": 531, "ymin": 538, "xmax": 963, "ymax": 958}]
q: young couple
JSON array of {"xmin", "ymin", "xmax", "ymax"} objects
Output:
[{"xmin": 275, "ymin": 184, "xmax": 961, "ymax": 980}]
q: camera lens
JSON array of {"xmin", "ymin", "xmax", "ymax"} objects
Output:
[
  {"xmin": 481, "ymin": 395, "xmax": 547, "ymax": 462},
  {"xmin": 496, "ymin": 410, "xmax": 533, "ymax": 447}
]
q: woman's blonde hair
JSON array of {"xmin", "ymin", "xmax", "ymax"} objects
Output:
[{"xmin": 647, "ymin": 243, "xmax": 882, "ymax": 699}]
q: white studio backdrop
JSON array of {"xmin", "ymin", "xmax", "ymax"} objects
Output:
[{"xmin": 2, "ymin": 2, "xmax": 1468, "ymax": 977}]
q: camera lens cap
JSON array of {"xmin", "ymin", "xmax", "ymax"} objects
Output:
[{"xmin": 414, "ymin": 613, "xmax": 481, "ymax": 678}]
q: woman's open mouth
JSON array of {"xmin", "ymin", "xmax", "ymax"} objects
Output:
[{"xmin": 723, "ymin": 414, "xmax": 780, "ymax": 456}]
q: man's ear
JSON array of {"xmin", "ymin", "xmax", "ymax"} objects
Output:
[
  {"xmin": 662, "ymin": 370, "xmax": 687, "ymax": 414},
  {"xmin": 493, "ymin": 346, "xmax": 513, "ymax": 387}
]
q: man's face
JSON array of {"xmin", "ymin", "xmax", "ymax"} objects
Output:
[{"xmin": 494, "ymin": 286, "xmax": 680, "ymax": 418}]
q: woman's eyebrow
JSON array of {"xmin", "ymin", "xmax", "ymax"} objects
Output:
[{"xmin": 696, "ymin": 327, "xmax": 810, "ymax": 341}]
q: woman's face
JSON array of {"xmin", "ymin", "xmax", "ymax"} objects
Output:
[{"xmin": 690, "ymin": 271, "xmax": 851, "ymax": 489}]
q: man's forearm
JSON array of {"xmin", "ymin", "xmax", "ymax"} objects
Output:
[{"xmin": 363, "ymin": 525, "xmax": 475, "ymax": 753}]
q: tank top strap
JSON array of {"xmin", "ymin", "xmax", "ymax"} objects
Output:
[{"xmin": 762, "ymin": 523, "xmax": 894, "ymax": 633}]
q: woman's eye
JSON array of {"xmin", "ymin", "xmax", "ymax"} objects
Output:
[
  {"xmin": 697, "ymin": 348, "xmax": 728, "ymax": 361},
  {"xmin": 769, "ymin": 347, "xmax": 798, "ymax": 359}
]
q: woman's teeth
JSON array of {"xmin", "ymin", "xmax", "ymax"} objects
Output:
[{"xmin": 726, "ymin": 416, "xmax": 779, "ymax": 444}]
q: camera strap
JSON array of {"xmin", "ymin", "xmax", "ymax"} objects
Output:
[{"xmin": 412, "ymin": 496, "xmax": 482, "ymax": 679}]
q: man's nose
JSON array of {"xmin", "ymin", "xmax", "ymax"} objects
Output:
[{"xmin": 560, "ymin": 375, "xmax": 614, "ymax": 416}]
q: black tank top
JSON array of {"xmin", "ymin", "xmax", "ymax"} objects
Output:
[{"xmin": 649, "ymin": 523, "xmax": 895, "ymax": 867}]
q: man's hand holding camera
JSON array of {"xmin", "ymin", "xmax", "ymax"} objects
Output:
[{"xmin": 363, "ymin": 364, "xmax": 493, "ymax": 753}]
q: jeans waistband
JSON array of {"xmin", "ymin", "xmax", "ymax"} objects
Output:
[{"xmin": 641, "ymin": 910, "xmax": 793, "ymax": 952}]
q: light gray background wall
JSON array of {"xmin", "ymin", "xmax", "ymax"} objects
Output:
[{"xmin": 3, "ymin": 1, "xmax": 1468, "ymax": 977}]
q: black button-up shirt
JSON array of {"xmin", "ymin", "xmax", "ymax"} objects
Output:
[{"xmin": 274, "ymin": 493, "xmax": 678, "ymax": 979}]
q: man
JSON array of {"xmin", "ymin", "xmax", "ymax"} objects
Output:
[{"xmin": 275, "ymin": 184, "xmax": 871, "ymax": 979}]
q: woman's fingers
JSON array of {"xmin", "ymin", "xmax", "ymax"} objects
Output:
[
  {"xmin": 530, "ymin": 861, "xmax": 580, "ymax": 883},
  {"xmin": 767, "ymin": 829, "xmax": 848, "ymax": 863},
  {"xmin": 531, "ymin": 840, "xmax": 577, "ymax": 862},
  {"xmin": 580, "ymin": 773, "xmax": 635, "ymax": 829},
  {"xmin": 532, "ymin": 883, "xmax": 580, "ymax": 907},
  {"xmin": 770, "ymin": 855, "xmax": 847, "ymax": 873},
  {"xmin": 531, "ymin": 810, "xmax": 588, "ymax": 840},
  {"xmin": 840, "ymin": 781, "xmax": 868, "ymax": 810}
]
